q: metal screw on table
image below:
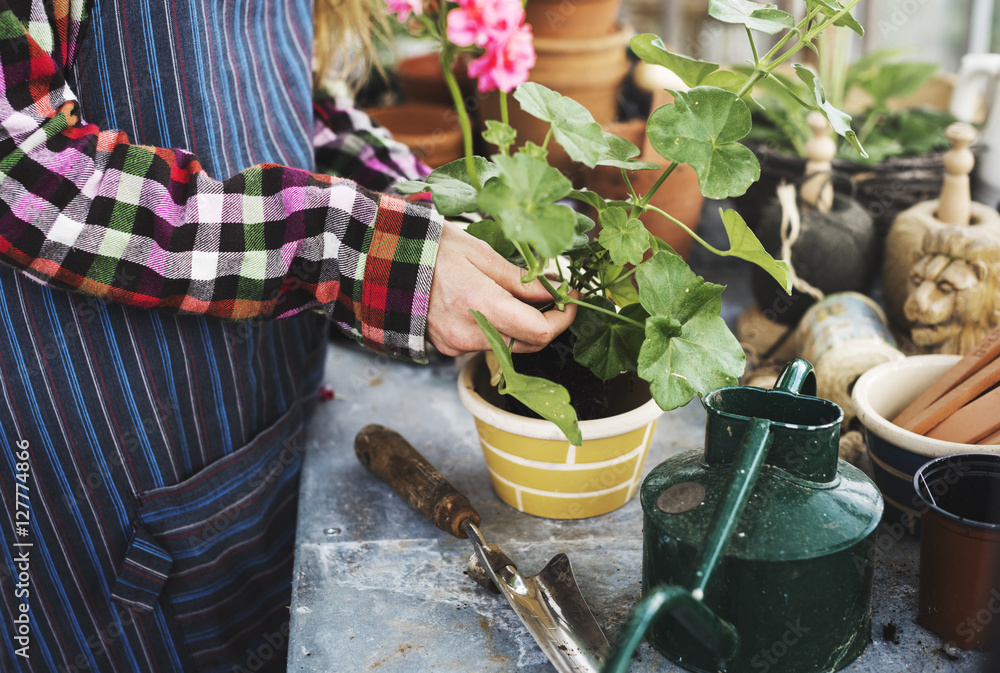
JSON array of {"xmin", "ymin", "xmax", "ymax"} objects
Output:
[{"xmin": 323, "ymin": 527, "xmax": 341, "ymax": 536}]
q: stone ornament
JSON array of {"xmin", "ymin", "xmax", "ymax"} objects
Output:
[
  {"xmin": 882, "ymin": 122, "xmax": 1000, "ymax": 349},
  {"xmin": 904, "ymin": 225, "xmax": 1000, "ymax": 354}
]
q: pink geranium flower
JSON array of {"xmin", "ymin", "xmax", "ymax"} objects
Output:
[
  {"xmin": 386, "ymin": 0, "xmax": 423, "ymax": 21},
  {"xmin": 447, "ymin": 0, "xmax": 524, "ymax": 48},
  {"xmin": 467, "ymin": 23, "xmax": 536, "ymax": 93}
]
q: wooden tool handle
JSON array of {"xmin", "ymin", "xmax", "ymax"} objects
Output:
[{"xmin": 354, "ymin": 424, "xmax": 480, "ymax": 539}]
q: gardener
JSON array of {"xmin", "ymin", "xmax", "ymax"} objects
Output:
[{"xmin": 0, "ymin": 0, "xmax": 574, "ymax": 669}]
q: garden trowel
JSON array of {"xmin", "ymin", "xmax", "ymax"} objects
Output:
[{"xmin": 354, "ymin": 424, "xmax": 610, "ymax": 673}]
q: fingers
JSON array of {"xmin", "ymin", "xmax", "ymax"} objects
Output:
[
  {"xmin": 426, "ymin": 222, "xmax": 577, "ymax": 357},
  {"xmin": 478, "ymin": 254, "xmax": 556, "ymax": 305},
  {"xmin": 482, "ymin": 292, "xmax": 578, "ymax": 354}
]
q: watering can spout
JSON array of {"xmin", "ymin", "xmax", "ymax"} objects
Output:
[{"xmin": 603, "ymin": 586, "xmax": 737, "ymax": 673}]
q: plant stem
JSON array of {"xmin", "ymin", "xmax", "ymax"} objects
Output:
[
  {"xmin": 571, "ymin": 298, "xmax": 645, "ymax": 328},
  {"xmin": 746, "ymin": 27, "xmax": 760, "ymax": 66},
  {"xmin": 766, "ymin": 74, "xmax": 817, "ymax": 110},
  {"xmin": 552, "ymin": 283, "xmax": 646, "ymax": 328},
  {"xmin": 592, "ymin": 265, "xmax": 638, "ymax": 292},
  {"xmin": 512, "ymin": 240, "xmax": 542, "ymax": 280},
  {"xmin": 542, "ymin": 127, "xmax": 554, "ymax": 151},
  {"xmin": 440, "ymin": 48, "xmax": 479, "ymax": 188},
  {"xmin": 637, "ymin": 162, "xmax": 678, "ymax": 208},
  {"xmin": 644, "ymin": 204, "xmax": 722, "ymax": 255},
  {"xmin": 856, "ymin": 107, "xmax": 882, "ymax": 146},
  {"xmin": 735, "ymin": 0, "xmax": 862, "ymax": 104},
  {"xmin": 623, "ymin": 168, "xmax": 639, "ymax": 203}
]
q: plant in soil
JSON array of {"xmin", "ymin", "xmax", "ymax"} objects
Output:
[
  {"xmin": 386, "ymin": 0, "xmax": 869, "ymax": 445},
  {"xmin": 743, "ymin": 32, "xmax": 955, "ymax": 164}
]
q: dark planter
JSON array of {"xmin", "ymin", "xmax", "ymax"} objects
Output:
[
  {"xmin": 733, "ymin": 143, "xmax": 948, "ymax": 242},
  {"xmin": 750, "ymin": 192, "xmax": 877, "ymax": 325}
]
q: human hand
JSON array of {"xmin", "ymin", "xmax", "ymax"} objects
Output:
[{"xmin": 427, "ymin": 221, "xmax": 577, "ymax": 357}]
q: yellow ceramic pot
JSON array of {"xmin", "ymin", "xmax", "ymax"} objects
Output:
[{"xmin": 457, "ymin": 353, "xmax": 663, "ymax": 519}]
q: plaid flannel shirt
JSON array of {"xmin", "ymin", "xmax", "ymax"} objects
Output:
[{"xmin": 0, "ymin": 0, "xmax": 444, "ymax": 363}]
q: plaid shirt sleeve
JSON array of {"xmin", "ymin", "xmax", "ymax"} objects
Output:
[
  {"xmin": 0, "ymin": 0, "xmax": 444, "ymax": 362},
  {"xmin": 313, "ymin": 90, "xmax": 433, "ymax": 191}
]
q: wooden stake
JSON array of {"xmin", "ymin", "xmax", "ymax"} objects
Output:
[
  {"xmin": 799, "ymin": 111, "xmax": 835, "ymax": 214},
  {"xmin": 936, "ymin": 122, "xmax": 977, "ymax": 227}
]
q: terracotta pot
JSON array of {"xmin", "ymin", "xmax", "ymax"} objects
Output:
[
  {"xmin": 914, "ymin": 453, "xmax": 1000, "ymax": 649},
  {"xmin": 365, "ymin": 103, "xmax": 463, "ymax": 168},
  {"xmin": 584, "ymin": 118, "xmax": 703, "ymax": 260},
  {"xmin": 395, "ymin": 52, "xmax": 473, "ymax": 107},
  {"xmin": 457, "ymin": 353, "xmax": 662, "ymax": 519},
  {"xmin": 482, "ymin": 26, "xmax": 630, "ymax": 178},
  {"xmin": 525, "ymin": 0, "xmax": 624, "ymax": 39}
]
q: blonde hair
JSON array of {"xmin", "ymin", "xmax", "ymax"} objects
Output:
[{"xmin": 313, "ymin": 0, "xmax": 391, "ymax": 90}]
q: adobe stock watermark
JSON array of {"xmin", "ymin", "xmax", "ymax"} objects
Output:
[
  {"xmin": 874, "ymin": 0, "xmax": 932, "ymax": 38},
  {"xmin": 189, "ymin": 436, "xmax": 312, "ymax": 548},
  {"xmin": 11, "ymin": 438, "xmax": 32, "ymax": 660},
  {"xmin": 750, "ymin": 619, "xmax": 810, "ymax": 673},
  {"xmin": 232, "ymin": 620, "xmax": 291, "ymax": 673},
  {"xmin": 54, "ymin": 607, "xmax": 140, "ymax": 673},
  {"xmin": 956, "ymin": 587, "xmax": 1000, "ymax": 646}
]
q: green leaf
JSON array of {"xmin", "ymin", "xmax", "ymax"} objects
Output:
[
  {"xmin": 804, "ymin": 0, "xmax": 864, "ymax": 36},
  {"xmin": 573, "ymin": 211, "xmax": 595, "ymax": 247},
  {"xmin": 470, "ymin": 310, "xmax": 582, "ymax": 445},
  {"xmin": 630, "ymin": 34, "xmax": 719, "ymax": 89},
  {"xmin": 700, "ymin": 70, "xmax": 750, "ymax": 94},
  {"xmin": 395, "ymin": 158, "xmax": 500, "ymax": 216},
  {"xmin": 647, "ymin": 86, "xmax": 760, "ymax": 200},
  {"xmin": 466, "ymin": 218, "xmax": 517, "ymax": 258},
  {"xmin": 571, "ymin": 297, "xmax": 647, "ymax": 380},
  {"xmin": 718, "ymin": 209, "xmax": 791, "ymax": 292},
  {"xmin": 483, "ymin": 120, "xmax": 517, "ymax": 153},
  {"xmin": 635, "ymin": 252, "xmax": 745, "ymax": 410},
  {"xmin": 570, "ymin": 189, "xmax": 607, "ymax": 212},
  {"xmin": 855, "ymin": 62, "xmax": 937, "ymax": 105},
  {"xmin": 513, "ymin": 83, "xmax": 609, "ymax": 167},
  {"xmin": 520, "ymin": 141, "xmax": 548, "ymax": 160},
  {"xmin": 603, "ymin": 265, "xmax": 641, "ymax": 306},
  {"xmin": 596, "ymin": 132, "xmax": 661, "ymax": 171},
  {"xmin": 793, "ymin": 65, "xmax": 867, "ymax": 158},
  {"xmin": 708, "ymin": 0, "xmax": 794, "ymax": 34},
  {"xmin": 477, "ymin": 153, "xmax": 576, "ymax": 258},
  {"xmin": 598, "ymin": 207, "xmax": 650, "ymax": 266}
]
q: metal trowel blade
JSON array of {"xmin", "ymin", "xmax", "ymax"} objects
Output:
[{"xmin": 468, "ymin": 534, "xmax": 610, "ymax": 673}]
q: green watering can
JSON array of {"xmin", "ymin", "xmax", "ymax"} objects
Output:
[{"xmin": 605, "ymin": 359, "xmax": 883, "ymax": 673}]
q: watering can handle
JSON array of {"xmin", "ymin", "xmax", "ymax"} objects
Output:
[{"xmin": 774, "ymin": 357, "xmax": 816, "ymax": 397}]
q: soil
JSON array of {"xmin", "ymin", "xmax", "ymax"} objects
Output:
[{"xmin": 502, "ymin": 331, "xmax": 613, "ymax": 421}]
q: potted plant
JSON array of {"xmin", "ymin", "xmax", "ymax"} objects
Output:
[
  {"xmin": 736, "ymin": 32, "xmax": 959, "ymax": 236},
  {"xmin": 386, "ymin": 0, "xmax": 868, "ymax": 518}
]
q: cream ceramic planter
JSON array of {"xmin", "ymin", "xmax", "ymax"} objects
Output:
[{"xmin": 457, "ymin": 353, "xmax": 663, "ymax": 519}]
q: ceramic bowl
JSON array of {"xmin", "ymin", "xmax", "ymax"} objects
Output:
[{"xmin": 852, "ymin": 354, "xmax": 1000, "ymax": 535}]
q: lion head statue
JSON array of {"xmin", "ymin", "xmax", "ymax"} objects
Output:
[{"xmin": 903, "ymin": 226, "xmax": 1000, "ymax": 354}]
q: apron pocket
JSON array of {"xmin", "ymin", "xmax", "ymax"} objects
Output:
[
  {"xmin": 130, "ymin": 401, "xmax": 307, "ymax": 668},
  {"xmin": 110, "ymin": 524, "xmax": 173, "ymax": 612}
]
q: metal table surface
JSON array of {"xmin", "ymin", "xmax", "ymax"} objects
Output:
[
  {"xmin": 287, "ymin": 341, "xmax": 990, "ymax": 673},
  {"xmin": 287, "ymin": 208, "xmax": 992, "ymax": 672}
]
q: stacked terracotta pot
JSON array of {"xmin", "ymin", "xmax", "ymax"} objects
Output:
[{"xmin": 491, "ymin": 0, "xmax": 629, "ymax": 177}]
